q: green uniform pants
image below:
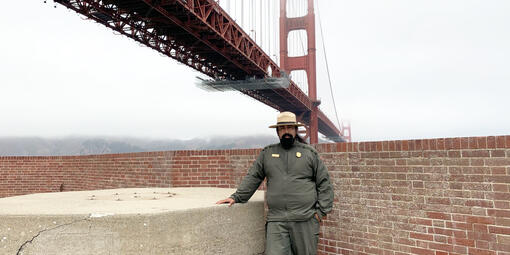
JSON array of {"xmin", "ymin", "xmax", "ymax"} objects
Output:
[{"xmin": 265, "ymin": 217, "xmax": 320, "ymax": 255}]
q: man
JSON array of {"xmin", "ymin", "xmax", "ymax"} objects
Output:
[{"xmin": 216, "ymin": 111, "xmax": 334, "ymax": 255}]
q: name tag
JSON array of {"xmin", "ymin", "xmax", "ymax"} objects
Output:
[{"xmin": 272, "ymin": 154, "xmax": 280, "ymax": 158}]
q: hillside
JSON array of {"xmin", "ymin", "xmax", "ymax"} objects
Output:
[{"xmin": 0, "ymin": 135, "xmax": 280, "ymax": 156}]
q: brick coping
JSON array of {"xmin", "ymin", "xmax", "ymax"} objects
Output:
[{"xmin": 0, "ymin": 135, "xmax": 508, "ymax": 159}]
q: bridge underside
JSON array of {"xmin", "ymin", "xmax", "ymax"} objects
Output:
[{"xmin": 55, "ymin": 0, "xmax": 345, "ymax": 142}]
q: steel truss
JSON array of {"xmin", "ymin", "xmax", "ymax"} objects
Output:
[{"xmin": 54, "ymin": 0, "xmax": 344, "ymax": 141}]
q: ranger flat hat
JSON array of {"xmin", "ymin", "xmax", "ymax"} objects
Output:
[{"xmin": 269, "ymin": 111, "xmax": 305, "ymax": 128}]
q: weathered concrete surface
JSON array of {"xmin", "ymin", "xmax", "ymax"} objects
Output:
[{"xmin": 0, "ymin": 188, "xmax": 265, "ymax": 255}]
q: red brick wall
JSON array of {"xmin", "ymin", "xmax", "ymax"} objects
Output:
[
  {"xmin": 1, "ymin": 135, "xmax": 509, "ymax": 255},
  {"xmin": 0, "ymin": 149, "xmax": 258, "ymax": 197},
  {"xmin": 315, "ymin": 136, "xmax": 510, "ymax": 255}
]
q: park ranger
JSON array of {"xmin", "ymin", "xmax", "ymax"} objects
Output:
[{"xmin": 216, "ymin": 111, "xmax": 334, "ymax": 255}]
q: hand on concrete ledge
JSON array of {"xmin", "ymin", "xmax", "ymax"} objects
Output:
[{"xmin": 216, "ymin": 197, "xmax": 235, "ymax": 207}]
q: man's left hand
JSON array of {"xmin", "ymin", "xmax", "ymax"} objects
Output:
[{"xmin": 314, "ymin": 213, "xmax": 322, "ymax": 222}]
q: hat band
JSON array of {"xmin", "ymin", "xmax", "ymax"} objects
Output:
[{"xmin": 277, "ymin": 121, "xmax": 299, "ymax": 125}]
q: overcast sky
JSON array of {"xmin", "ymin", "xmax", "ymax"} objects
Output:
[{"xmin": 1, "ymin": 0, "xmax": 509, "ymax": 142}]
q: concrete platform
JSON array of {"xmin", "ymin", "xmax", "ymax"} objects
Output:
[{"xmin": 0, "ymin": 188, "xmax": 265, "ymax": 255}]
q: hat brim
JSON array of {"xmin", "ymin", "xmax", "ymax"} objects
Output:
[{"xmin": 268, "ymin": 122, "xmax": 305, "ymax": 128}]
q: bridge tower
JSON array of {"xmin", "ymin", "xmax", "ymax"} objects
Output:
[{"xmin": 279, "ymin": 0, "xmax": 320, "ymax": 144}]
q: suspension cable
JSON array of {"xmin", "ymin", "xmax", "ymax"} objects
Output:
[{"xmin": 316, "ymin": 0, "xmax": 342, "ymax": 130}]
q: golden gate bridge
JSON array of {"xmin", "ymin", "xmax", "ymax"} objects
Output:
[{"xmin": 52, "ymin": 0, "xmax": 351, "ymax": 143}]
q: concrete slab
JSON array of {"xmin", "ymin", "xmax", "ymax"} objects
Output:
[{"xmin": 0, "ymin": 188, "xmax": 265, "ymax": 255}]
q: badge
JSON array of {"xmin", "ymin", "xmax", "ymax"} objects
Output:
[
  {"xmin": 272, "ymin": 154, "xmax": 280, "ymax": 158},
  {"xmin": 296, "ymin": 152, "xmax": 302, "ymax": 158}
]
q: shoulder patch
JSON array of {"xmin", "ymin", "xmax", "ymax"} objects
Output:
[
  {"xmin": 264, "ymin": 143, "xmax": 280, "ymax": 150},
  {"xmin": 295, "ymin": 142, "xmax": 317, "ymax": 154}
]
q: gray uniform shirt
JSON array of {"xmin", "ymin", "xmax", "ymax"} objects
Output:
[{"xmin": 230, "ymin": 141, "xmax": 334, "ymax": 221}]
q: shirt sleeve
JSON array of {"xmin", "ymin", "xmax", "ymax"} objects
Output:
[
  {"xmin": 230, "ymin": 150, "xmax": 266, "ymax": 203},
  {"xmin": 314, "ymin": 152, "xmax": 334, "ymax": 217}
]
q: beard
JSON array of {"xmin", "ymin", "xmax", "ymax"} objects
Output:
[{"xmin": 280, "ymin": 133, "xmax": 295, "ymax": 150}]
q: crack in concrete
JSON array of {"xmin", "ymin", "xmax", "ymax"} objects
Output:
[{"xmin": 16, "ymin": 218, "xmax": 90, "ymax": 255}]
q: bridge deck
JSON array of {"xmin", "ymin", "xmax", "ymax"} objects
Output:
[{"xmin": 55, "ymin": 0, "xmax": 343, "ymax": 141}]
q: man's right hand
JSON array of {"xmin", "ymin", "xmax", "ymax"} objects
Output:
[{"xmin": 215, "ymin": 197, "xmax": 235, "ymax": 207}]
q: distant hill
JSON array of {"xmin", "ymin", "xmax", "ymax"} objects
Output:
[{"xmin": 0, "ymin": 135, "xmax": 280, "ymax": 156}]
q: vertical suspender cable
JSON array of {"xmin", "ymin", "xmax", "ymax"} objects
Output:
[
  {"xmin": 316, "ymin": 0, "xmax": 342, "ymax": 130},
  {"xmin": 261, "ymin": 0, "xmax": 264, "ymax": 49},
  {"xmin": 233, "ymin": 0, "xmax": 236, "ymax": 22},
  {"xmin": 268, "ymin": 0, "xmax": 272, "ymax": 58},
  {"xmin": 274, "ymin": 0, "xmax": 278, "ymax": 65},
  {"xmin": 267, "ymin": 0, "xmax": 270, "ymax": 53},
  {"xmin": 248, "ymin": 0, "xmax": 250, "ymax": 35},
  {"xmin": 259, "ymin": 0, "xmax": 261, "ymax": 47},
  {"xmin": 252, "ymin": 0, "xmax": 255, "ymax": 40},
  {"xmin": 264, "ymin": 0, "xmax": 267, "ymax": 51},
  {"xmin": 267, "ymin": 0, "xmax": 270, "ymax": 55}
]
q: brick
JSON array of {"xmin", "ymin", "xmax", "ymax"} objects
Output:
[
  {"xmin": 410, "ymin": 232, "xmax": 434, "ymax": 241},
  {"xmin": 461, "ymin": 137, "xmax": 470, "ymax": 149},
  {"xmin": 468, "ymin": 137, "xmax": 479, "ymax": 149},
  {"xmin": 490, "ymin": 243, "xmax": 510, "ymax": 253},
  {"xmin": 496, "ymin": 136, "xmax": 507, "ymax": 148},
  {"xmin": 413, "ymin": 181, "xmax": 424, "ymax": 189},
  {"xmin": 428, "ymin": 242, "xmax": 453, "ymax": 252},
  {"xmin": 427, "ymin": 197, "xmax": 451, "ymax": 205},
  {"xmin": 468, "ymin": 231, "xmax": 496, "ymax": 242},
  {"xmin": 448, "ymin": 150, "xmax": 461, "ymax": 158},
  {"xmin": 488, "ymin": 209, "xmax": 510, "ymax": 218},
  {"xmin": 434, "ymin": 235, "xmax": 448, "ymax": 243},
  {"xmin": 498, "ymin": 235, "xmax": 510, "ymax": 245},
  {"xmin": 452, "ymin": 230, "xmax": 467, "ymax": 238},
  {"xmin": 445, "ymin": 221, "xmax": 472, "ymax": 231},
  {"xmin": 465, "ymin": 216, "xmax": 495, "ymax": 225},
  {"xmin": 436, "ymin": 139, "xmax": 445, "ymax": 150},
  {"xmin": 476, "ymin": 240, "xmax": 489, "ymax": 249},
  {"xmin": 389, "ymin": 141, "xmax": 396, "ymax": 151},
  {"xmin": 411, "ymin": 247, "xmax": 434, "ymax": 255},
  {"xmin": 423, "ymin": 139, "xmax": 431, "ymax": 150},
  {"xmin": 446, "ymin": 138, "xmax": 461, "ymax": 150},
  {"xmin": 492, "ymin": 167, "xmax": 507, "ymax": 175},
  {"xmin": 485, "ymin": 158, "xmax": 510, "ymax": 166},
  {"xmin": 486, "ymin": 176, "xmax": 510, "ymax": 184},
  {"xmin": 324, "ymin": 246, "xmax": 337, "ymax": 253},
  {"xmin": 476, "ymin": 137, "xmax": 487, "ymax": 149},
  {"xmin": 495, "ymin": 201, "xmax": 510, "ymax": 209},
  {"xmin": 428, "ymin": 139, "xmax": 437, "ymax": 150},
  {"xmin": 492, "ymin": 183, "xmax": 510, "ymax": 193},
  {"xmin": 491, "ymin": 150, "xmax": 506, "ymax": 157},
  {"xmin": 381, "ymin": 141, "xmax": 388, "ymax": 151},
  {"xmin": 468, "ymin": 248, "xmax": 495, "ymax": 255},
  {"xmin": 465, "ymin": 200, "xmax": 493, "ymax": 208},
  {"xmin": 452, "ymin": 246, "xmax": 468, "ymax": 254},
  {"xmin": 432, "ymin": 227, "xmax": 454, "ymax": 236},
  {"xmin": 474, "ymin": 224, "xmax": 488, "ymax": 232},
  {"xmin": 488, "ymin": 226, "xmax": 510, "ymax": 235},
  {"xmin": 462, "ymin": 150, "xmax": 490, "ymax": 157},
  {"xmin": 487, "ymin": 136, "xmax": 497, "ymax": 148},
  {"xmin": 417, "ymin": 140, "xmax": 427, "ymax": 151}
]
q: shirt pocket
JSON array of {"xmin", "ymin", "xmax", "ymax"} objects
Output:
[{"xmin": 290, "ymin": 153, "xmax": 314, "ymax": 179}]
